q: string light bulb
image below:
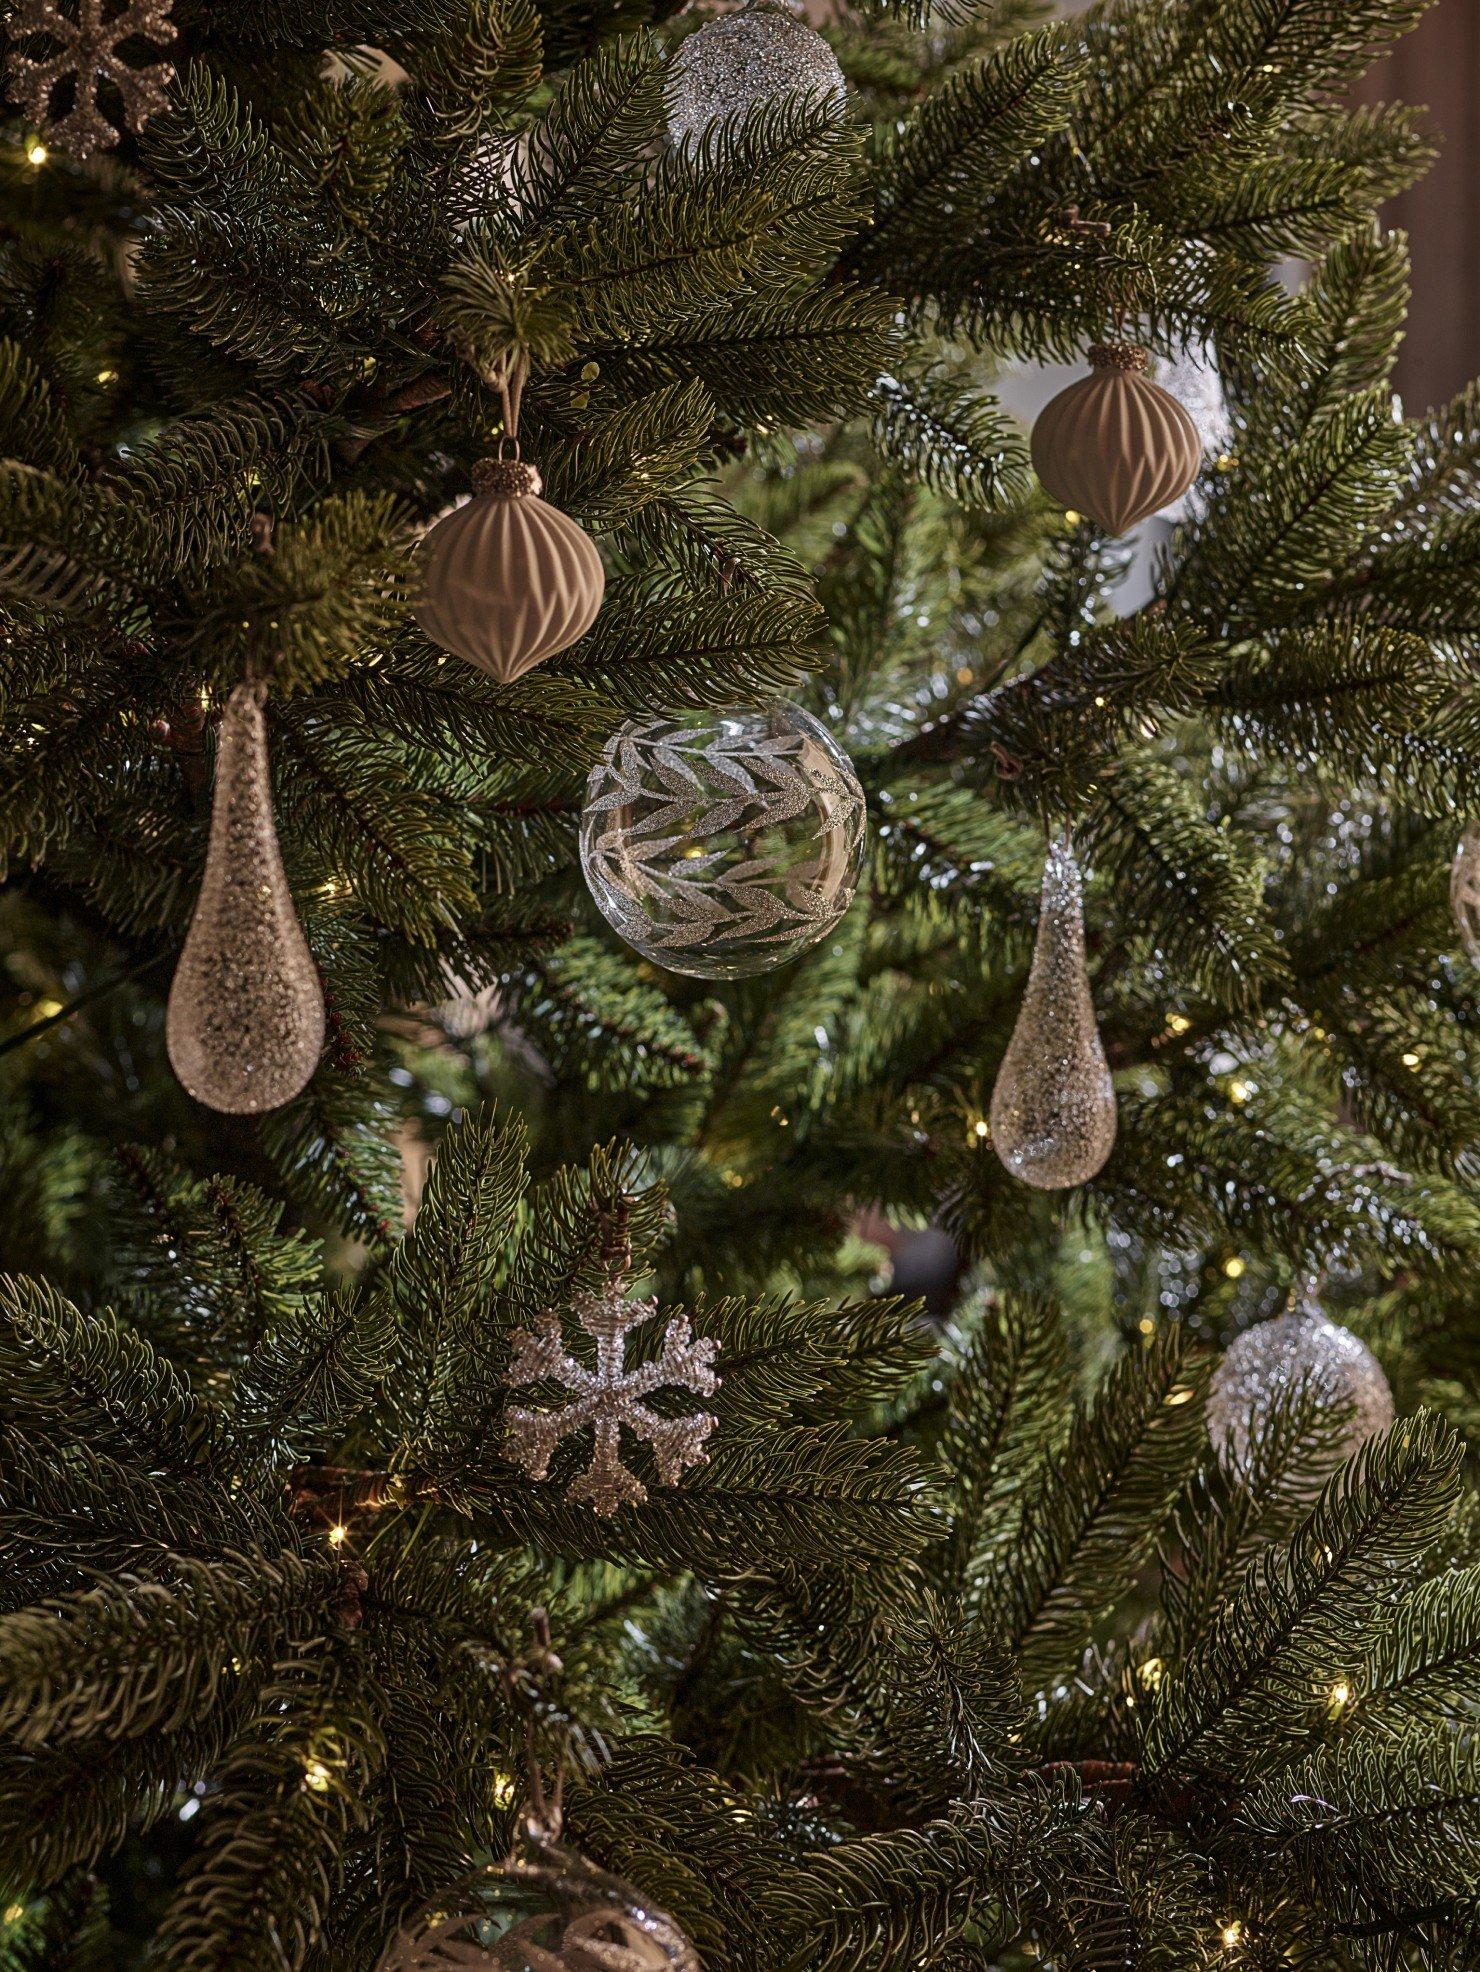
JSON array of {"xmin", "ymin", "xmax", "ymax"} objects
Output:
[
  {"xmin": 303, "ymin": 1759, "xmax": 333, "ymax": 1793},
  {"xmin": 1222, "ymin": 1256, "xmax": 1246, "ymax": 1279},
  {"xmin": 327, "ymin": 1523, "xmax": 347, "ymax": 1547},
  {"xmin": 1326, "ymin": 1677, "xmax": 1352, "ymax": 1718},
  {"xmin": 24, "ymin": 141, "xmax": 47, "ymax": 165},
  {"xmin": 1220, "ymin": 1919, "xmax": 1243, "ymax": 1949}
]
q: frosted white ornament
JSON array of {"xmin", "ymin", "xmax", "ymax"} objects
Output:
[
  {"xmin": 1152, "ymin": 343, "xmax": 1231, "ymax": 521},
  {"xmin": 378, "ymin": 1819, "xmax": 701, "ymax": 1972},
  {"xmin": 665, "ymin": 0, "xmax": 845, "ymax": 148},
  {"xmin": 1207, "ymin": 1304, "xmax": 1395, "ymax": 1474},
  {"xmin": 1450, "ymin": 822, "xmax": 1480, "ymax": 965},
  {"xmin": 579, "ymin": 703, "xmax": 866, "ymax": 979},
  {"xmin": 989, "ymin": 835, "xmax": 1116, "ymax": 1189}
]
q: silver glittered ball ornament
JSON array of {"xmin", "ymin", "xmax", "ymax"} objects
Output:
[
  {"xmin": 1207, "ymin": 1304, "xmax": 1395, "ymax": 1473},
  {"xmin": 378, "ymin": 1818, "xmax": 701, "ymax": 1972},
  {"xmin": 665, "ymin": 0, "xmax": 846, "ymax": 149},
  {"xmin": 580, "ymin": 703, "xmax": 865, "ymax": 979}
]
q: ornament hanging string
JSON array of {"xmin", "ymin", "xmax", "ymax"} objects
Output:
[
  {"xmin": 504, "ymin": 1608, "xmax": 569, "ymax": 1840},
  {"xmin": 492, "ymin": 350, "xmax": 529, "ymax": 460}
]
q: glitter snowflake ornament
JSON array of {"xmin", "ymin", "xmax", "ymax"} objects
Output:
[
  {"xmin": 378, "ymin": 1817, "xmax": 702, "ymax": 1972},
  {"xmin": 503, "ymin": 1286, "xmax": 720, "ymax": 1516},
  {"xmin": 666, "ymin": 0, "xmax": 845, "ymax": 149},
  {"xmin": 7, "ymin": 0, "xmax": 177, "ymax": 158},
  {"xmin": 1207, "ymin": 1302, "xmax": 1395, "ymax": 1475}
]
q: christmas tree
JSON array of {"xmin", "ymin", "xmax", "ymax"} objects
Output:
[{"xmin": 0, "ymin": 0, "xmax": 1477, "ymax": 1968}]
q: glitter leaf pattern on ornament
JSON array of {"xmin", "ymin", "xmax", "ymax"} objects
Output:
[
  {"xmin": 166, "ymin": 683, "xmax": 324, "ymax": 1115},
  {"xmin": 503, "ymin": 1286, "xmax": 720, "ymax": 1516},
  {"xmin": 8, "ymin": 0, "xmax": 176, "ymax": 157},
  {"xmin": 989, "ymin": 835, "xmax": 1116, "ymax": 1189},
  {"xmin": 579, "ymin": 707, "xmax": 865, "ymax": 979},
  {"xmin": 1451, "ymin": 822, "xmax": 1480, "ymax": 966}
]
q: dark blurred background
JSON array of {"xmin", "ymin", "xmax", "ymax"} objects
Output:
[{"xmin": 1358, "ymin": 0, "xmax": 1479, "ymax": 411}]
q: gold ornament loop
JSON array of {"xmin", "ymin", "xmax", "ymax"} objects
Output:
[
  {"xmin": 1088, "ymin": 340, "xmax": 1149, "ymax": 374},
  {"xmin": 472, "ymin": 457, "xmax": 544, "ymax": 499}
]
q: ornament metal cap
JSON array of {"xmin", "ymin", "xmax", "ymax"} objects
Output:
[
  {"xmin": 1088, "ymin": 340, "xmax": 1149, "ymax": 374},
  {"xmin": 471, "ymin": 456, "xmax": 543, "ymax": 498}
]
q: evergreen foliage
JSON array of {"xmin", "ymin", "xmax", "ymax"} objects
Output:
[{"xmin": 0, "ymin": 0, "xmax": 1474, "ymax": 1967}]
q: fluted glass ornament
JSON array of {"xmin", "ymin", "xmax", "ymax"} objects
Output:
[
  {"xmin": 416, "ymin": 458, "xmax": 604, "ymax": 682},
  {"xmin": 1030, "ymin": 340, "xmax": 1202, "ymax": 534},
  {"xmin": 1207, "ymin": 1303, "xmax": 1395, "ymax": 1474},
  {"xmin": 1451, "ymin": 822, "xmax": 1480, "ymax": 965},
  {"xmin": 166, "ymin": 682, "xmax": 325, "ymax": 1114},
  {"xmin": 580, "ymin": 703, "xmax": 865, "ymax": 979},
  {"xmin": 666, "ymin": 0, "xmax": 845, "ymax": 148},
  {"xmin": 378, "ymin": 1818, "xmax": 701, "ymax": 1972},
  {"xmin": 989, "ymin": 836, "xmax": 1116, "ymax": 1189}
]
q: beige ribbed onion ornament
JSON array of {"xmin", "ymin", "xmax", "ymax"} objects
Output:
[
  {"xmin": 416, "ymin": 457, "xmax": 604, "ymax": 681},
  {"xmin": 166, "ymin": 682, "xmax": 325, "ymax": 1114},
  {"xmin": 1031, "ymin": 341, "xmax": 1202, "ymax": 534},
  {"xmin": 989, "ymin": 835, "xmax": 1116, "ymax": 1189},
  {"xmin": 1451, "ymin": 822, "xmax": 1480, "ymax": 965}
]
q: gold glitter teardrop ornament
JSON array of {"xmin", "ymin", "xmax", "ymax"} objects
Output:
[
  {"xmin": 1450, "ymin": 822, "xmax": 1480, "ymax": 965},
  {"xmin": 416, "ymin": 458, "xmax": 605, "ymax": 682},
  {"xmin": 989, "ymin": 835, "xmax": 1116, "ymax": 1189},
  {"xmin": 166, "ymin": 682, "xmax": 325, "ymax": 1114},
  {"xmin": 1030, "ymin": 341, "xmax": 1202, "ymax": 534}
]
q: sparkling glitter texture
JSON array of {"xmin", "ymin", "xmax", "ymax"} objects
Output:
[
  {"xmin": 990, "ymin": 835, "xmax": 1117, "ymax": 1189},
  {"xmin": 7, "ymin": 0, "xmax": 176, "ymax": 157},
  {"xmin": 665, "ymin": 1, "xmax": 845, "ymax": 148},
  {"xmin": 166, "ymin": 683, "xmax": 325, "ymax": 1114},
  {"xmin": 502, "ymin": 1284, "xmax": 720, "ymax": 1517},
  {"xmin": 1451, "ymin": 822, "xmax": 1480, "ymax": 965},
  {"xmin": 1153, "ymin": 343, "xmax": 1231, "ymax": 521},
  {"xmin": 1207, "ymin": 1304, "xmax": 1396, "ymax": 1473},
  {"xmin": 580, "ymin": 703, "xmax": 866, "ymax": 979},
  {"xmin": 378, "ymin": 1823, "xmax": 701, "ymax": 1972}
]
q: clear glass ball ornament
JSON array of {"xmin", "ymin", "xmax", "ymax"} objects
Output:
[
  {"xmin": 579, "ymin": 703, "xmax": 866, "ymax": 979},
  {"xmin": 378, "ymin": 1820, "xmax": 702, "ymax": 1972},
  {"xmin": 1207, "ymin": 1303, "xmax": 1395, "ymax": 1474},
  {"xmin": 665, "ymin": 1, "xmax": 846, "ymax": 149}
]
